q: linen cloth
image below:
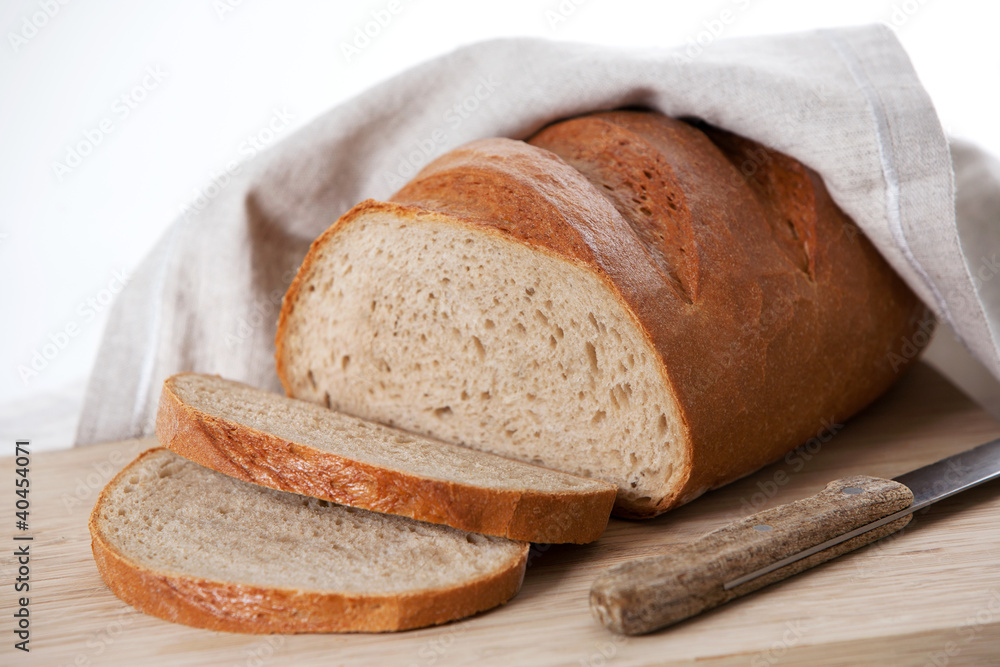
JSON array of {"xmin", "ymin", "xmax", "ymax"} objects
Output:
[{"xmin": 76, "ymin": 24, "xmax": 1000, "ymax": 445}]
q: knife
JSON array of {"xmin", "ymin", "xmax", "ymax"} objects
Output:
[{"xmin": 590, "ymin": 437, "xmax": 1000, "ymax": 635}]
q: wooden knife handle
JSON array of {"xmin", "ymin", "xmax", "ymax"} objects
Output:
[{"xmin": 590, "ymin": 475, "xmax": 914, "ymax": 635}]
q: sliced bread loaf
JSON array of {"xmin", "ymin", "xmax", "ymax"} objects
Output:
[
  {"xmin": 274, "ymin": 110, "xmax": 929, "ymax": 518},
  {"xmin": 89, "ymin": 448, "xmax": 529, "ymax": 633},
  {"xmin": 156, "ymin": 373, "xmax": 616, "ymax": 543}
]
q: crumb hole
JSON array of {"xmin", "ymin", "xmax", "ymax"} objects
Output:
[
  {"xmin": 472, "ymin": 336, "xmax": 486, "ymax": 360},
  {"xmin": 585, "ymin": 341, "xmax": 598, "ymax": 373}
]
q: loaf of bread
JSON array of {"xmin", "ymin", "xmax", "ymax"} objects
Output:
[
  {"xmin": 89, "ymin": 448, "xmax": 529, "ymax": 633},
  {"xmin": 275, "ymin": 110, "xmax": 928, "ymax": 517},
  {"xmin": 156, "ymin": 372, "xmax": 616, "ymax": 543}
]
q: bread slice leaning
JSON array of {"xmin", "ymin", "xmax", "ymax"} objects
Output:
[
  {"xmin": 89, "ymin": 448, "xmax": 529, "ymax": 633},
  {"xmin": 156, "ymin": 373, "xmax": 616, "ymax": 543}
]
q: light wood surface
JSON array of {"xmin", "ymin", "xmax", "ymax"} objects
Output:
[{"xmin": 3, "ymin": 362, "xmax": 1000, "ymax": 666}]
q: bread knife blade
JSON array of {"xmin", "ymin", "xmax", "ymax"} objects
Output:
[{"xmin": 590, "ymin": 437, "xmax": 1000, "ymax": 635}]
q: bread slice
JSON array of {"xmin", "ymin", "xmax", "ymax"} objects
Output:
[
  {"xmin": 89, "ymin": 448, "xmax": 529, "ymax": 633},
  {"xmin": 275, "ymin": 110, "xmax": 928, "ymax": 518},
  {"xmin": 156, "ymin": 373, "xmax": 616, "ymax": 543}
]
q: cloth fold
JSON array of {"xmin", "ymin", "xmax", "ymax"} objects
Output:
[{"xmin": 76, "ymin": 24, "xmax": 1000, "ymax": 445}]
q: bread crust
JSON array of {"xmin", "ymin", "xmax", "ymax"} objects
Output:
[
  {"xmin": 89, "ymin": 448, "xmax": 530, "ymax": 633},
  {"xmin": 276, "ymin": 111, "xmax": 930, "ymax": 517},
  {"xmin": 157, "ymin": 374, "xmax": 616, "ymax": 543}
]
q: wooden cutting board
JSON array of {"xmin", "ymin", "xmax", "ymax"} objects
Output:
[{"xmin": 3, "ymin": 362, "xmax": 1000, "ymax": 666}]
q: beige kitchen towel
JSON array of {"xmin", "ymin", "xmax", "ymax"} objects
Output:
[{"xmin": 76, "ymin": 24, "xmax": 1000, "ymax": 445}]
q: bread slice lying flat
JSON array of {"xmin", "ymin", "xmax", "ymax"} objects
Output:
[
  {"xmin": 89, "ymin": 448, "xmax": 529, "ymax": 633},
  {"xmin": 156, "ymin": 373, "xmax": 616, "ymax": 543},
  {"xmin": 275, "ymin": 110, "xmax": 928, "ymax": 518}
]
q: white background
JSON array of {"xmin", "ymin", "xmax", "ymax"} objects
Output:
[{"xmin": 1, "ymin": 0, "xmax": 998, "ymax": 449}]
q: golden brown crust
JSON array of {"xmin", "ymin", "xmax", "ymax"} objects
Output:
[
  {"xmin": 400, "ymin": 111, "xmax": 927, "ymax": 516},
  {"xmin": 89, "ymin": 448, "xmax": 529, "ymax": 633},
  {"xmin": 276, "ymin": 110, "xmax": 930, "ymax": 518},
  {"xmin": 536, "ymin": 113, "xmax": 926, "ymax": 514},
  {"xmin": 523, "ymin": 115, "xmax": 702, "ymax": 304},
  {"xmin": 156, "ymin": 374, "xmax": 616, "ymax": 543}
]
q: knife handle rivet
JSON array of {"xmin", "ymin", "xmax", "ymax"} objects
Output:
[
  {"xmin": 842, "ymin": 487, "xmax": 864, "ymax": 495},
  {"xmin": 752, "ymin": 524, "xmax": 773, "ymax": 532}
]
